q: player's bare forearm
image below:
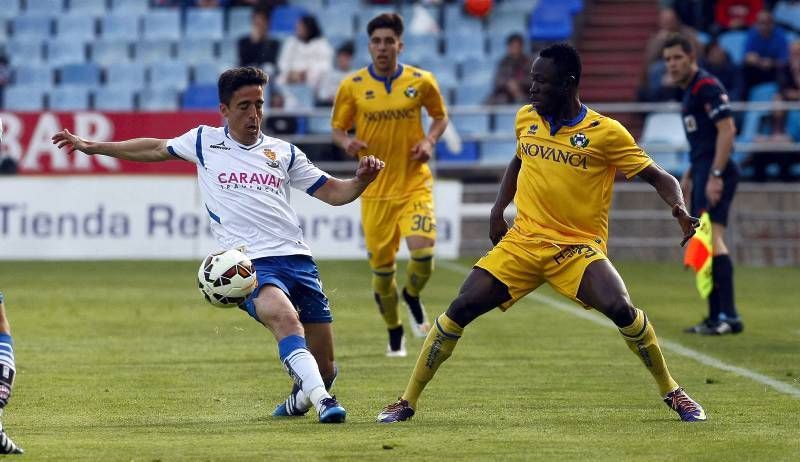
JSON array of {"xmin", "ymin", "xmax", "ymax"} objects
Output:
[
  {"xmin": 331, "ymin": 128, "xmax": 350, "ymax": 151},
  {"xmin": 313, "ymin": 177, "xmax": 370, "ymax": 206},
  {"xmin": 332, "ymin": 128, "xmax": 363, "ymax": 158},
  {"xmin": 426, "ymin": 117, "xmax": 449, "ymax": 144},
  {"xmin": 52, "ymin": 129, "xmax": 170, "ymax": 162},
  {"xmin": 491, "ymin": 156, "xmax": 521, "ymax": 217},
  {"xmin": 712, "ymin": 117, "xmax": 736, "ymax": 171},
  {"xmin": 637, "ymin": 163, "xmax": 686, "ymax": 209}
]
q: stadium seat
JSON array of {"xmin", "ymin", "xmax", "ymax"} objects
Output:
[
  {"xmin": 59, "ymin": 63, "xmax": 100, "ymax": 87},
  {"xmin": 774, "ymin": 0, "xmax": 800, "ymax": 30},
  {"xmin": 91, "ymin": 40, "xmax": 132, "ymax": 66},
  {"xmin": 737, "ymin": 109, "xmax": 768, "ymax": 143},
  {"xmin": 148, "ymin": 62, "xmax": 190, "ymax": 91},
  {"xmin": 46, "ymin": 40, "xmax": 87, "ymax": 67},
  {"xmin": 269, "ymin": 5, "xmax": 306, "ymax": 39},
  {"xmin": 528, "ymin": 5, "xmax": 573, "ymax": 41},
  {"xmin": 101, "ymin": 14, "xmax": 141, "ymax": 41},
  {"xmin": 49, "ymin": 87, "xmax": 90, "ymax": 110},
  {"xmin": 134, "ymin": 40, "xmax": 173, "ymax": 64},
  {"xmin": 181, "ymin": 84, "xmax": 219, "ymax": 110},
  {"xmin": 403, "ymin": 34, "xmax": 441, "ymax": 64},
  {"xmin": 356, "ymin": 5, "xmax": 397, "ymax": 32},
  {"xmin": 494, "ymin": 112, "xmax": 517, "ymax": 134},
  {"xmin": 718, "ymin": 31, "xmax": 748, "ymax": 65},
  {"xmin": 193, "ymin": 62, "xmax": 227, "ymax": 85},
  {"xmin": 282, "ymin": 84, "xmax": 314, "ymax": 109},
  {"xmin": 460, "ymin": 67, "xmax": 494, "ymax": 87},
  {"xmin": 308, "ymin": 116, "xmax": 332, "ymax": 134},
  {"xmin": 12, "ymin": 64, "xmax": 54, "ymax": 89},
  {"xmin": 480, "ymin": 140, "xmax": 518, "ymax": 165},
  {"xmin": 105, "ymin": 62, "xmax": 147, "ymax": 91},
  {"xmin": 12, "ymin": 15, "xmax": 52, "ymax": 40},
  {"xmin": 436, "ymin": 140, "xmax": 479, "ymax": 163},
  {"xmin": 488, "ymin": 12, "xmax": 527, "ymax": 39},
  {"xmin": 293, "ymin": 0, "xmax": 325, "ymax": 11},
  {"xmin": 143, "ymin": 10, "xmax": 181, "ymax": 41},
  {"xmin": 185, "ymin": 8, "xmax": 224, "ymax": 41},
  {"xmin": 6, "ymin": 39, "xmax": 44, "ymax": 64},
  {"xmin": 56, "ymin": 14, "xmax": 97, "ymax": 42},
  {"xmin": 177, "ymin": 39, "xmax": 217, "ymax": 63},
  {"xmin": 226, "ymin": 7, "xmax": 252, "ymax": 39},
  {"xmin": 25, "ymin": 0, "xmax": 63, "ymax": 15},
  {"xmin": 786, "ymin": 110, "xmax": 800, "ymax": 141},
  {"xmin": 451, "ymin": 113, "xmax": 491, "ymax": 135},
  {"xmin": 139, "ymin": 87, "xmax": 179, "ymax": 111},
  {"xmin": 565, "ymin": 0, "xmax": 584, "ymax": 15},
  {"xmin": 320, "ymin": 11, "xmax": 355, "ymax": 38},
  {"xmin": 454, "ymin": 83, "xmax": 491, "ymax": 105},
  {"xmin": 3, "ymin": 86, "xmax": 46, "ymax": 111},
  {"xmin": 639, "ymin": 112, "xmax": 688, "ymax": 150},
  {"xmin": 0, "ymin": 0, "xmax": 21, "ymax": 20},
  {"xmin": 93, "ymin": 87, "xmax": 136, "ymax": 111},
  {"xmin": 446, "ymin": 33, "xmax": 487, "ymax": 62},
  {"xmin": 748, "ymin": 82, "xmax": 779, "ymax": 101},
  {"xmin": 415, "ymin": 60, "xmax": 457, "ymax": 88},
  {"xmin": 69, "ymin": 0, "xmax": 107, "ymax": 16},
  {"xmin": 109, "ymin": 0, "xmax": 149, "ymax": 15},
  {"xmin": 494, "ymin": 0, "xmax": 540, "ymax": 15}
]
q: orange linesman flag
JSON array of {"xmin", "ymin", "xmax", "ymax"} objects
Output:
[{"xmin": 683, "ymin": 212, "xmax": 713, "ymax": 298}]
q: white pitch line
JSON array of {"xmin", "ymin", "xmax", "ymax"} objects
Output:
[{"xmin": 438, "ymin": 260, "xmax": 800, "ymax": 399}]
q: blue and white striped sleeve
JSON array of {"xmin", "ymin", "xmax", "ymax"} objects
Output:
[
  {"xmin": 287, "ymin": 144, "xmax": 329, "ymax": 195},
  {"xmin": 166, "ymin": 126, "xmax": 203, "ymax": 165}
]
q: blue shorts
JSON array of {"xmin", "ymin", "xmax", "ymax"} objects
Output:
[
  {"xmin": 691, "ymin": 161, "xmax": 739, "ymax": 227},
  {"xmin": 239, "ymin": 255, "xmax": 332, "ymax": 324}
]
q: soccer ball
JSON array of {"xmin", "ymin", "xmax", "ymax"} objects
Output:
[{"xmin": 197, "ymin": 249, "xmax": 257, "ymax": 308}]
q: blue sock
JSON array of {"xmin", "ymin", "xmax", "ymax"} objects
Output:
[{"xmin": 278, "ymin": 335, "xmax": 307, "ymax": 361}]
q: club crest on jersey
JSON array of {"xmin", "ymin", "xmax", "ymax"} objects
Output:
[
  {"xmin": 404, "ymin": 86, "xmax": 418, "ymax": 98},
  {"xmin": 263, "ymin": 148, "xmax": 279, "ymax": 168},
  {"xmin": 527, "ymin": 124, "xmax": 538, "ymax": 135},
  {"xmin": 569, "ymin": 133, "xmax": 590, "ymax": 149},
  {"xmin": 365, "ymin": 90, "xmax": 375, "ymax": 100}
]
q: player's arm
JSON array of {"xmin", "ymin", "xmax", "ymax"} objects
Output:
[
  {"xmin": 706, "ymin": 116, "xmax": 736, "ymax": 206},
  {"xmin": 489, "ymin": 155, "xmax": 522, "ymax": 245},
  {"xmin": 636, "ymin": 163, "xmax": 699, "ymax": 246},
  {"xmin": 332, "ymin": 128, "xmax": 368, "ymax": 159},
  {"xmin": 312, "ymin": 155, "xmax": 385, "ymax": 206},
  {"xmin": 330, "ymin": 78, "xmax": 366, "ymax": 158},
  {"xmin": 410, "ymin": 116, "xmax": 448, "ymax": 162},
  {"xmin": 51, "ymin": 129, "xmax": 170, "ymax": 162}
]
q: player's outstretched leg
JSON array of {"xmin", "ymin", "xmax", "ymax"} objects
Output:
[
  {"xmin": 403, "ymin": 246, "xmax": 435, "ymax": 337},
  {"xmin": 0, "ymin": 293, "xmax": 22, "ymax": 454},
  {"xmin": 373, "ymin": 266, "xmax": 405, "ymax": 357},
  {"xmin": 273, "ymin": 363, "xmax": 337, "ymax": 417},
  {"xmin": 577, "ymin": 260, "xmax": 706, "ymax": 422}
]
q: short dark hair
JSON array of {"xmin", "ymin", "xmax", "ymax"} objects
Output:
[
  {"xmin": 218, "ymin": 67, "xmax": 268, "ymax": 105},
  {"xmin": 663, "ymin": 33, "xmax": 694, "ymax": 55},
  {"xmin": 337, "ymin": 40, "xmax": 355, "ymax": 56},
  {"xmin": 507, "ymin": 33, "xmax": 524, "ymax": 46},
  {"xmin": 539, "ymin": 43, "xmax": 582, "ymax": 86},
  {"xmin": 299, "ymin": 15, "xmax": 322, "ymax": 42},
  {"xmin": 367, "ymin": 13, "xmax": 403, "ymax": 37}
]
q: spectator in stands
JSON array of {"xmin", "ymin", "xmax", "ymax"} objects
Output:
[
  {"xmin": 316, "ymin": 41, "xmax": 355, "ymax": 106},
  {"xmin": 264, "ymin": 89, "xmax": 298, "ymax": 135},
  {"xmin": 702, "ymin": 41, "xmax": 743, "ymax": 101},
  {"xmin": 276, "ymin": 15, "xmax": 333, "ymax": 89},
  {"xmin": 486, "ymin": 33, "xmax": 534, "ymax": 105},
  {"xmin": 769, "ymin": 40, "xmax": 800, "ymax": 140},
  {"xmin": 238, "ymin": 8, "xmax": 281, "ymax": 74},
  {"xmin": 715, "ymin": 0, "xmax": 763, "ymax": 30},
  {"xmin": 229, "ymin": 0, "xmax": 286, "ymax": 16},
  {"xmin": 743, "ymin": 10, "xmax": 789, "ymax": 97},
  {"xmin": 644, "ymin": 9, "xmax": 702, "ymax": 67}
]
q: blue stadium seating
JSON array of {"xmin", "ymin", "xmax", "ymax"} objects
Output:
[
  {"xmin": 59, "ymin": 63, "xmax": 101, "ymax": 87},
  {"xmin": 134, "ymin": 41, "xmax": 173, "ymax": 64},
  {"xmin": 13, "ymin": 65, "xmax": 54, "ymax": 89},
  {"xmin": 444, "ymin": 12, "xmax": 483, "ymax": 39},
  {"xmin": 143, "ymin": 10, "xmax": 181, "ymax": 41},
  {"xmin": 46, "ymin": 40, "xmax": 87, "ymax": 67},
  {"xmin": 480, "ymin": 140, "xmax": 518, "ymax": 165},
  {"xmin": 308, "ymin": 116, "xmax": 332, "ymax": 134},
  {"xmin": 185, "ymin": 8, "xmax": 224, "ymax": 41},
  {"xmin": 181, "ymin": 84, "xmax": 219, "ymax": 110},
  {"xmin": 109, "ymin": 0, "xmax": 149, "ymax": 15},
  {"xmin": 282, "ymin": 84, "xmax": 314, "ymax": 109},
  {"xmin": 91, "ymin": 40, "xmax": 132, "ymax": 66},
  {"xmin": 25, "ymin": 0, "xmax": 64, "ymax": 15},
  {"xmin": 528, "ymin": 4, "xmax": 573, "ymax": 41},
  {"xmin": 4, "ymin": 87, "xmax": 46, "ymax": 111},
  {"xmin": 139, "ymin": 87, "xmax": 179, "ymax": 111},
  {"xmin": 446, "ymin": 33, "xmax": 487, "ymax": 62},
  {"xmin": 101, "ymin": 14, "xmax": 141, "ymax": 41},
  {"xmin": 451, "ymin": 113, "xmax": 491, "ymax": 135},
  {"xmin": 436, "ymin": 140, "xmax": 479, "ymax": 163},
  {"xmin": 293, "ymin": 0, "xmax": 325, "ymax": 11},
  {"xmin": 460, "ymin": 67, "xmax": 494, "ymax": 87},
  {"xmin": 748, "ymin": 82, "xmax": 779, "ymax": 101},
  {"xmin": 149, "ymin": 62, "xmax": 190, "ymax": 91},
  {"xmin": 488, "ymin": 12, "xmax": 527, "ymax": 37},
  {"xmin": 270, "ymin": 5, "xmax": 307, "ymax": 38},
  {"xmin": 0, "ymin": 0, "xmax": 20, "ymax": 20},
  {"xmin": 56, "ymin": 15, "xmax": 97, "ymax": 42},
  {"xmin": 356, "ymin": 5, "xmax": 397, "ymax": 32},
  {"xmin": 454, "ymin": 83, "xmax": 490, "ymax": 105},
  {"xmin": 718, "ymin": 31, "xmax": 748, "ymax": 65},
  {"xmin": 226, "ymin": 7, "xmax": 252, "ymax": 39},
  {"xmin": 105, "ymin": 62, "xmax": 147, "ymax": 91},
  {"xmin": 774, "ymin": 1, "xmax": 800, "ymax": 30},
  {"xmin": 6, "ymin": 39, "xmax": 44, "ymax": 64},
  {"xmin": 49, "ymin": 87, "xmax": 90, "ymax": 110},
  {"xmin": 786, "ymin": 110, "xmax": 800, "ymax": 140},
  {"xmin": 12, "ymin": 15, "xmax": 52, "ymax": 40},
  {"xmin": 493, "ymin": 112, "xmax": 517, "ymax": 133},
  {"xmin": 193, "ymin": 62, "xmax": 226, "ymax": 85},
  {"xmin": 69, "ymin": 0, "xmax": 107, "ymax": 16},
  {"xmin": 177, "ymin": 39, "xmax": 217, "ymax": 62},
  {"xmin": 320, "ymin": 11, "xmax": 355, "ymax": 38},
  {"xmin": 93, "ymin": 87, "xmax": 136, "ymax": 111}
]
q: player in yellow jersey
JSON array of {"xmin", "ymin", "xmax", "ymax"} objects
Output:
[
  {"xmin": 377, "ymin": 43, "xmax": 708, "ymax": 423},
  {"xmin": 331, "ymin": 13, "xmax": 449, "ymax": 357}
]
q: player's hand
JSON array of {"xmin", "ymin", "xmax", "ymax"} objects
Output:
[
  {"xmin": 410, "ymin": 138, "xmax": 433, "ymax": 163},
  {"xmin": 672, "ymin": 204, "xmax": 700, "ymax": 247},
  {"xmin": 356, "ymin": 155, "xmax": 384, "ymax": 183},
  {"xmin": 706, "ymin": 176, "xmax": 723, "ymax": 207},
  {"xmin": 51, "ymin": 129, "xmax": 91, "ymax": 154},
  {"xmin": 489, "ymin": 211, "xmax": 509, "ymax": 245},
  {"xmin": 345, "ymin": 138, "xmax": 368, "ymax": 158}
]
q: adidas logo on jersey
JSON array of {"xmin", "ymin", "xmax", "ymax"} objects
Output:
[{"xmin": 210, "ymin": 141, "xmax": 231, "ymax": 150}]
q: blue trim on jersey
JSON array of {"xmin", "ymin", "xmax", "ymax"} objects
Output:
[
  {"xmin": 224, "ymin": 125, "xmax": 265, "ymax": 150},
  {"xmin": 288, "ymin": 144, "xmax": 296, "ymax": 170},
  {"xmin": 368, "ymin": 63, "xmax": 404, "ymax": 93},
  {"xmin": 306, "ymin": 175, "xmax": 328, "ymax": 195},
  {"xmin": 195, "ymin": 126, "xmax": 205, "ymax": 167},
  {"xmin": 0, "ymin": 334, "xmax": 12, "ymax": 347},
  {"xmin": 278, "ymin": 334, "xmax": 307, "ymax": 361},
  {"xmin": 544, "ymin": 104, "xmax": 588, "ymax": 136},
  {"xmin": 205, "ymin": 204, "xmax": 221, "ymax": 224},
  {"xmin": 166, "ymin": 145, "xmax": 186, "ymax": 161}
]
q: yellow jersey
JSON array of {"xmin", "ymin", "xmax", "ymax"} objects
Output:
[
  {"xmin": 512, "ymin": 104, "xmax": 653, "ymax": 251},
  {"xmin": 331, "ymin": 64, "xmax": 447, "ymax": 200}
]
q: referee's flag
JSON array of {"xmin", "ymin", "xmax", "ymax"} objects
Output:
[{"xmin": 683, "ymin": 212, "xmax": 713, "ymax": 298}]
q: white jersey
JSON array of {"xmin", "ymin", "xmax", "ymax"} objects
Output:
[{"xmin": 167, "ymin": 125, "xmax": 329, "ymax": 259}]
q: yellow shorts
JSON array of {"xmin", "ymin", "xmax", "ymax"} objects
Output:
[
  {"xmin": 361, "ymin": 189, "xmax": 436, "ymax": 269},
  {"xmin": 475, "ymin": 229, "xmax": 607, "ymax": 309}
]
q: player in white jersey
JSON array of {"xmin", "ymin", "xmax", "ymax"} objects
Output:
[{"xmin": 51, "ymin": 67, "xmax": 385, "ymax": 423}]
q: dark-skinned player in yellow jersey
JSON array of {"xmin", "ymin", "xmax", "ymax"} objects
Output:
[{"xmin": 378, "ymin": 43, "xmax": 708, "ymax": 423}]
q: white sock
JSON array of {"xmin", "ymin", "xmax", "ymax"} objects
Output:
[{"xmin": 282, "ymin": 348, "xmax": 330, "ymax": 412}]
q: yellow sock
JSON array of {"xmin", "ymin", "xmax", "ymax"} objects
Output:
[
  {"xmin": 402, "ymin": 313, "xmax": 463, "ymax": 409},
  {"xmin": 405, "ymin": 247, "xmax": 435, "ymax": 298},
  {"xmin": 372, "ymin": 266, "xmax": 400, "ymax": 328},
  {"xmin": 619, "ymin": 308, "xmax": 680, "ymax": 396}
]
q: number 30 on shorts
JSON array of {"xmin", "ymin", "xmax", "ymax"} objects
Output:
[{"xmin": 411, "ymin": 214, "xmax": 435, "ymax": 233}]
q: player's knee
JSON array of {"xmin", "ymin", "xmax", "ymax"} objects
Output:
[
  {"xmin": 602, "ymin": 296, "xmax": 636, "ymax": 327},
  {"xmin": 445, "ymin": 295, "xmax": 480, "ymax": 327},
  {"xmin": 262, "ymin": 309, "xmax": 303, "ymax": 337}
]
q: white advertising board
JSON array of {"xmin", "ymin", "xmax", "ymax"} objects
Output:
[{"xmin": 0, "ymin": 177, "xmax": 461, "ymax": 260}]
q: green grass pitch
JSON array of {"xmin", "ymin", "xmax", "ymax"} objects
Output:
[{"xmin": 0, "ymin": 259, "xmax": 798, "ymax": 461}]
